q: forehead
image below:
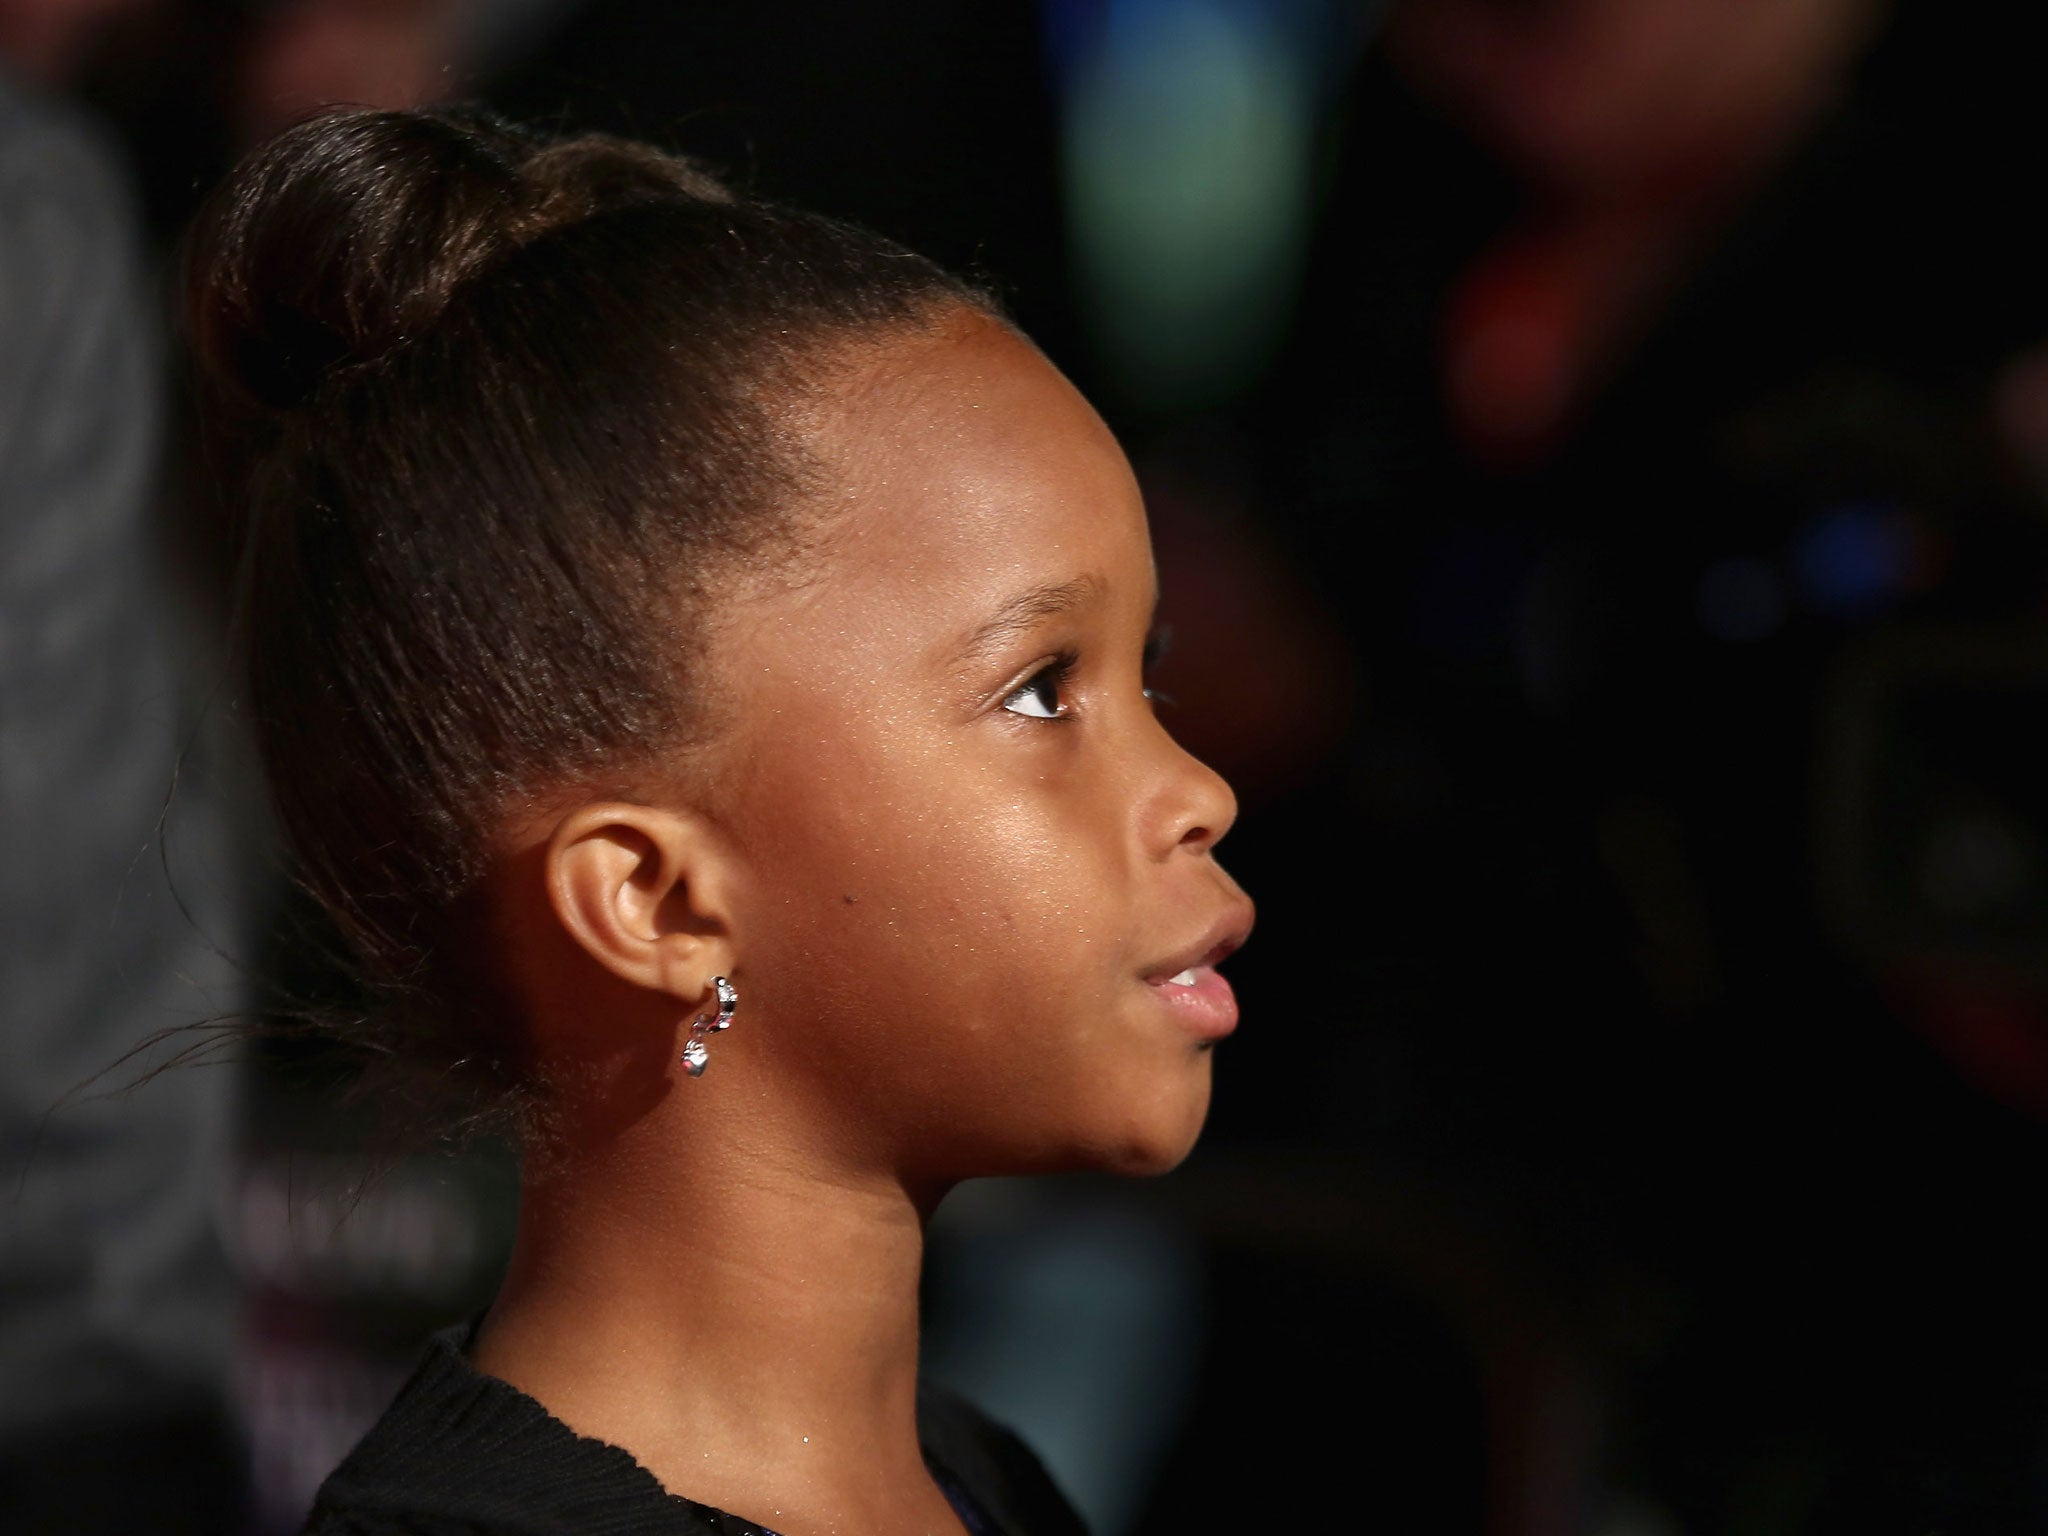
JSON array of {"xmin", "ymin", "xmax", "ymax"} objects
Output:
[{"xmin": 777, "ymin": 313, "xmax": 1155, "ymax": 645}]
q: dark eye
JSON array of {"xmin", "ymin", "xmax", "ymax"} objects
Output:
[{"xmin": 1003, "ymin": 658, "xmax": 1072, "ymax": 719}]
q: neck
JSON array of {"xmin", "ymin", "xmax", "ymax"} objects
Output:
[{"xmin": 472, "ymin": 1112, "xmax": 945, "ymax": 1532}]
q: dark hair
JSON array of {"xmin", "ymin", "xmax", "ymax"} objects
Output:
[{"xmin": 186, "ymin": 107, "xmax": 994, "ymax": 1137}]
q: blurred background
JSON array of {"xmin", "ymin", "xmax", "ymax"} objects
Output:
[{"xmin": 4, "ymin": 0, "xmax": 2047, "ymax": 1531}]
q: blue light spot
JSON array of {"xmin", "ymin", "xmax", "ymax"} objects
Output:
[{"xmin": 1793, "ymin": 501, "xmax": 1914, "ymax": 619}]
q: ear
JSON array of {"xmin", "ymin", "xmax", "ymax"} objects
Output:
[{"xmin": 544, "ymin": 801, "xmax": 736, "ymax": 1004}]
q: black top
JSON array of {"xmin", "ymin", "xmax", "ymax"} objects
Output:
[{"xmin": 302, "ymin": 1328, "xmax": 1089, "ymax": 1536}]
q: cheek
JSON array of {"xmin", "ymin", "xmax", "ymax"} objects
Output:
[
  {"xmin": 720, "ymin": 726, "xmax": 1184, "ymax": 1162},
  {"xmin": 736, "ymin": 740, "xmax": 1125, "ymax": 1023}
]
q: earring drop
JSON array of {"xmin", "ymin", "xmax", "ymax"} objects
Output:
[{"xmin": 680, "ymin": 975, "xmax": 737, "ymax": 1077}]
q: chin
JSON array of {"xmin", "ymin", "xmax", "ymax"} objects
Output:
[
  {"xmin": 1077, "ymin": 1070, "xmax": 1213, "ymax": 1178},
  {"xmin": 933, "ymin": 1051, "xmax": 1215, "ymax": 1181},
  {"xmin": 1099, "ymin": 1135, "xmax": 1201, "ymax": 1179}
]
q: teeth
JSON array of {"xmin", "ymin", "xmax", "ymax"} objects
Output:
[{"xmin": 1167, "ymin": 968, "xmax": 1198, "ymax": 986}]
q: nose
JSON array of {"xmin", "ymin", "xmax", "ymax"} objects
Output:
[{"xmin": 1142, "ymin": 725, "xmax": 1239, "ymax": 860}]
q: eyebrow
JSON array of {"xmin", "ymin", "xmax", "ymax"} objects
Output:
[{"xmin": 953, "ymin": 575, "xmax": 1106, "ymax": 664}]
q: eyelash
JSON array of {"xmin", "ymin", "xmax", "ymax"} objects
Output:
[
  {"xmin": 1000, "ymin": 629, "xmax": 1175, "ymax": 720},
  {"xmin": 1143, "ymin": 626, "xmax": 1175, "ymax": 708}
]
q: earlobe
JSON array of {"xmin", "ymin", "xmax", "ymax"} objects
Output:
[{"xmin": 544, "ymin": 802, "xmax": 733, "ymax": 1002}]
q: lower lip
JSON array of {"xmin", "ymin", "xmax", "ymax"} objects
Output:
[{"xmin": 1146, "ymin": 965, "xmax": 1238, "ymax": 1042}]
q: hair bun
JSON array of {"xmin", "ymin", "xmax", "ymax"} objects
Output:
[{"xmin": 185, "ymin": 107, "xmax": 730, "ymax": 414}]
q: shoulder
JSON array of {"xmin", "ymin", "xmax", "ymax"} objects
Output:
[
  {"xmin": 302, "ymin": 1330, "xmax": 751, "ymax": 1536},
  {"xmin": 916, "ymin": 1383, "xmax": 1092, "ymax": 1536},
  {"xmin": 0, "ymin": 70, "xmax": 140, "ymax": 308},
  {"xmin": 0, "ymin": 69, "xmax": 155, "ymax": 554},
  {"xmin": 304, "ymin": 1331, "xmax": 1090, "ymax": 1536}
]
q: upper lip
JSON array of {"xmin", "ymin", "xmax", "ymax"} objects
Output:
[{"xmin": 1142, "ymin": 901, "xmax": 1255, "ymax": 982}]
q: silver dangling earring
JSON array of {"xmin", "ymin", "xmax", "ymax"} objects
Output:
[{"xmin": 680, "ymin": 975, "xmax": 737, "ymax": 1077}]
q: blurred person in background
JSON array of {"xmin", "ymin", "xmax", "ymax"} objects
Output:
[
  {"xmin": 1141, "ymin": 0, "xmax": 2048, "ymax": 1528},
  {"xmin": 0, "ymin": 0, "xmax": 245, "ymax": 1528}
]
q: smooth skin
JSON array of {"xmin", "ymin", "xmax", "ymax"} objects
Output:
[{"xmin": 472, "ymin": 309, "xmax": 1253, "ymax": 1536}]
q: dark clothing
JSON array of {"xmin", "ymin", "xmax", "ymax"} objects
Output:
[{"xmin": 302, "ymin": 1329, "xmax": 1089, "ymax": 1536}]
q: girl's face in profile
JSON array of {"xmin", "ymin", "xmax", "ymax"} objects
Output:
[{"xmin": 705, "ymin": 310, "xmax": 1253, "ymax": 1184}]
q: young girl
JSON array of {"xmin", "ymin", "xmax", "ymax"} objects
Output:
[{"xmin": 188, "ymin": 106, "xmax": 1252, "ymax": 1536}]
